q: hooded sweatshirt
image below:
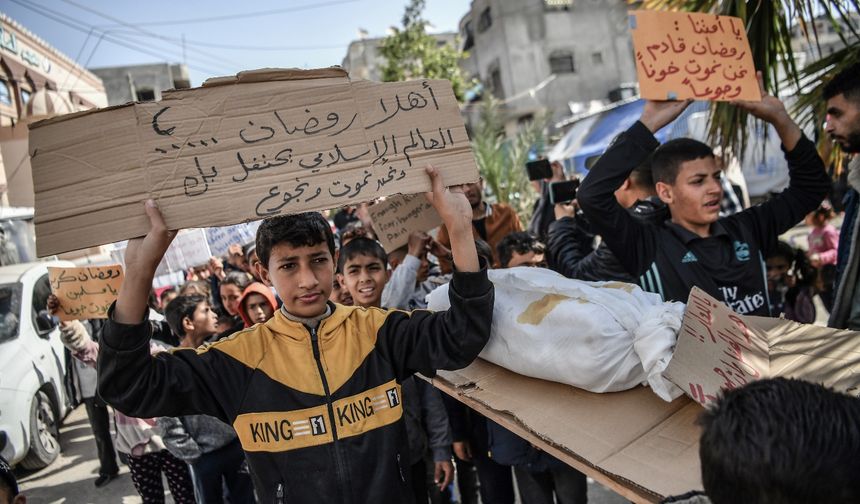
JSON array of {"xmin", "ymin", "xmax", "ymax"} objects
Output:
[{"xmin": 237, "ymin": 282, "xmax": 278, "ymax": 328}]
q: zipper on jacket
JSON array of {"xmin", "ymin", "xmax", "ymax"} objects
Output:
[
  {"xmin": 275, "ymin": 482, "xmax": 284, "ymax": 504},
  {"xmin": 310, "ymin": 326, "xmax": 351, "ymax": 503},
  {"xmin": 396, "ymin": 453, "xmax": 406, "ymax": 482}
]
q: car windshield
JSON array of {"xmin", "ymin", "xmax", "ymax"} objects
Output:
[{"xmin": 0, "ymin": 282, "xmax": 22, "ymax": 343}]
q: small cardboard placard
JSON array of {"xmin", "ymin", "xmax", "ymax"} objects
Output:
[
  {"xmin": 665, "ymin": 287, "xmax": 860, "ymax": 407},
  {"xmin": 629, "ymin": 10, "xmax": 759, "ymax": 102},
  {"xmin": 162, "ymin": 228, "xmax": 213, "ymax": 272},
  {"xmin": 206, "ymin": 222, "xmax": 261, "ymax": 257},
  {"xmin": 368, "ymin": 193, "xmax": 442, "ymax": 252},
  {"xmin": 30, "ymin": 67, "xmax": 477, "ymax": 257},
  {"xmin": 48, "ymin": 265, "xmax": 124, "ymax": 320}
]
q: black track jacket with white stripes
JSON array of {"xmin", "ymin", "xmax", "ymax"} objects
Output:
[{"xmin": 578, "ymin": 120, "xmax": 830, "ymax": 316}]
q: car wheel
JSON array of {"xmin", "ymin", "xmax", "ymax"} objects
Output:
[{"xmin": 20, "ymin": 389, "xmax": 60, "ymax": 469}]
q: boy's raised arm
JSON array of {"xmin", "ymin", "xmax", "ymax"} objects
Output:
[
  {"xmin": 374, "ymin": 166, "xmax": 493, "ymax": 379},
  {"xmin": 423, "ymin": 166, "xmax": 479, "ymax": 273},
  {"xmin": 728, "ymin": 73, "xmax": 830, "ymax": 250},
  {"xmin": 98, "ymin": 201, "xmax": 246, "ymax": 421},
  {"xmin": 576, "ymin": 99, "xmax": 689, "ymax": 278},
  {"xmin": 115, "ymin": 199, "xmax": 177, "ymax": 324}
]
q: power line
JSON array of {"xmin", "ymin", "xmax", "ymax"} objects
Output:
[
  {"xmin": 105, "ymin": 29, "xmax": 349, "ymax": 52},
  {"xmin": 93, "ymin": 0, "xmax": 361, "ymax": 27},
  {"xmin": 8, "ymin": 0, "xmax": 232, "ymax": 76},
  {"xmin": 57, "ymin": 0, "xmax": 244, "ymax": 70},
  {"xmin": 57, "ymin": 25, "xmax": 95, "ymax": 92}
]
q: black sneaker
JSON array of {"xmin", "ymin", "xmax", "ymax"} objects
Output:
[{"xmin": 94, "ymin": 472, "xmax": 118, "ymax": 488}]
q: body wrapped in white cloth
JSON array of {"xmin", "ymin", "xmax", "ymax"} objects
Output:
[{"xmin": 427, "ymin": 267, "xmax": 685, "ymax": 401}]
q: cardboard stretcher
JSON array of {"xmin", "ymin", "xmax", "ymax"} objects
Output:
[
  {"xmin": 430, "ymin": 287, "xmax": 860, "ymax": 502},
  {"xmin": 432, "ymin": 360, "xmax": 704, "ymax": 503}
]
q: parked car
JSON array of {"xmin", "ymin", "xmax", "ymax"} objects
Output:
[{"xmin": 0, "ymin": 260, "xmax": 76, "ymax": 468}]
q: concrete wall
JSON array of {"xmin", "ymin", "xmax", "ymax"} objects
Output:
[
  {"xmin": 460, "ymin": 0, "xmax": 636, "ymax": 131},
  {"xmin": 342, "ymin": 33, "xmax": 459, "ymax": 82},
  {"xmin": 90, "ymin": 63, "xmax": 190, "ymax": 106}
]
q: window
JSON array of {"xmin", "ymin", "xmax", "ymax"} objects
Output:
[
  {"xmin": 0, "ymin": 282, "xmax": 22, "ymax": 343},
  {"xmin": 488, "ymin": 66, "xmax": 504, "ymax": 99},
  {"xmin": 0, "ymin": 80, "xmax": 9, "ymax": 105},
  {"xmin": 462, "ymin": 20, "xmax": 475, "ymax": 50},
  {"xmin": 591, "ymin": 52, "xmax": 603, "ymax": 65},
  {"xmin": 544, "ymin": 0, "xmax": 573, "ymax": 11},
  {"xmin": 20, "ymin": 88, "xmax": 31, "ymax": 105},
  {"xmin": 136, "ymin": 88, "xmax": 156, "ymax": 101},
  {"xmin": 477, "ymin": 7, "xmax": 492, "ymax": 33},
  {"xmin": 549, "ymin": 51, "xmax": 575, "ymax": 74},
  {"xmin": 31, "ymin": 274, "xmax": 54, "ymax": 334}
]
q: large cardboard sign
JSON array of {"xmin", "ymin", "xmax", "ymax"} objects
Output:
[
  {"xmin": 629, "ymin": 10, "xmax": 759, "ymax": 101},
  {"xmin": 30, "ymin": 67, "xmax": 478, "ymax": 257},
  {"xmin": 368, "ymin": 193, "xmax": 442, "ymax": 252},
  {"xmin": 48, "ymin": 265, "xmax": 124, "ymax": 320},
  {"xmin": 665, "ymin": 287, "xmax": 860, "ymax": 407}
]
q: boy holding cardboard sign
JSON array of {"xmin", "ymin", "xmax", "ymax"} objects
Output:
[
  {"xmin": 96, "ymin": 166, "xmax": 493, "ymax": 504},
  {"xmin": 577, "ymin": 73, "xmax": 830, "ymax": 315}
]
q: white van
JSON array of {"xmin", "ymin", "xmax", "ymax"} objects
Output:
[{"xmin": 0, "ymin": 260, "xmax": 75, "ymax": 468}]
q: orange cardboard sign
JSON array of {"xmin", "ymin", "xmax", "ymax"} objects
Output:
[
  {"xmin": 48, "ymin": 265, "xmax": 124, "ymax": 321},
  {"xmin": 629, "ymin": 10, "xmax": 760, "ymax": 102}
]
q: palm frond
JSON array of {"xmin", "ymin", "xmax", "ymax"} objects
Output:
[{"xmin": 634, "ymin": 0, "xmax": 859, "ymax": 159}]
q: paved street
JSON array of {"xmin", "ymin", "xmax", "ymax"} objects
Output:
[
  {"xmin": 15, "ymin": 404, "xmax": 627, "ymax": 504},
  {"xmin": 14, "ymin": 405, "xmax": 172, "ymax": 504}
]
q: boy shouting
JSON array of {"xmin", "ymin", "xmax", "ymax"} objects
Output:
[
  {"xmin": 98, "ymin": 166, "xmax": 493, "ymax": 504},
  {"xmin": 578, "ymin": 74, "xmax": 830, "ymax": 314}
]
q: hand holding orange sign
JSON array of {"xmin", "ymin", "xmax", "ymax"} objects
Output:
[
  {"xmin": 629, "ymin": 10, "xmax": 760, "ymax": 102},
  {"xmin": 48, "ymin": 265, "xmax": 124, "ymax": 321}
]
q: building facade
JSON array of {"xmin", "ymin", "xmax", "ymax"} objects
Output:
[
  {"xmin": 790, "ymin": 12, "xmax": 860, "ymax": 65},
  {"xmin": 341, "ymin": 32, "xmax": 458, "ymax": 82},
  {"xmin": 90, "ymin": 62, "xmax": 191, "ymax": 106},
  {"xmin": 0, "ymin": 13, "xmax": 108, "ymax": 209},
  {"xmin": 459, "ymin": 0, "xmax": 637, "ymax": 134}
]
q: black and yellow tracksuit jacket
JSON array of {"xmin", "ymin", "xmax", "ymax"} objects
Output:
[{"xmin": 98, "ymin": 269, "xmax": 493, "ymax": 504}]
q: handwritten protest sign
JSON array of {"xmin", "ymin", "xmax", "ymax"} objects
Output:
[
  {"xmin": 164, "ymin": 229, "xmax": 212, "ymax": 271},
  {"xmin": 111, "ymin": 228, "xmax": 212, "ymax": 278},
  {"xmin": 664, "ymin": 287, "xmax": 860, "ymax": 407},
  {"xmin": 48, "ymin": 265, "xmax": 124, "ymax": 321},
  {"xmin": 629, "ymin": 10, "xmax": 760, "ymax": 102},
  {"xmin": 206, "ymin": 222, "xmax": 261, "ymax": 257},
  {"xmin": 663, "ymin": 288, "xmax": 769, "ymax": 406},
  {"xmin": 30, "ymin": 67, "xmax": 478, "ymax": 257},
  {"xmin": 369, "ymin": 194, "xmax": 442, "ymax": 252}
]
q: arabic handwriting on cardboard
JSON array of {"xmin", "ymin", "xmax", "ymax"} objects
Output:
[
  {"xmin": 48, "ymin": 266, "xmax": 124, "ymax": 321},
  {"xmin": 151, "ymin": 79, "xmax": 457, "ymax": 221},
  {"xmin": 630, "ymin": 10, "xmax": 759, "ymax": 102},
  {"xmin": 682, "ymin": 289, "xmax": 763, "ymax": 405}
]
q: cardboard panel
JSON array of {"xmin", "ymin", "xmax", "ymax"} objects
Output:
[
  {"xmin": 29, "ymin": 68, "xmax": 477, "ymax": 256},
  {"xmin": 368, "ymin": 193, "xmax": 441, "ymax": 252},
  {"xmin": 48, "ymin": 265, "xmax": 124, "ymax": 320},
  {"xmin": 666, "ymin": 288, "xmax": 860, "ymax": 407},
  {"xmin": 433, "ymin": 359, "xmax": 703, "ymax": 503},
  {"xmin": 629, "ymin": 10, "xmax": 759, "ymax": 101},
  {"xmin": 664, "ymin": 287, "xmax": 770, "ymax": 406}
]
